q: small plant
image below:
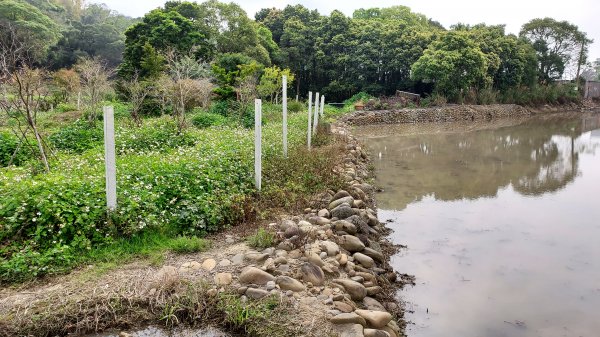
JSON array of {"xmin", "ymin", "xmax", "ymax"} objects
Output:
[
  {"xmin": 55, "ymin": 102, "xmax": 78, "ymax": 113},
  {"xmin": 287, "ymin": 100, "xmax": 304, "ymax": 113},
  {"xmin": 217, "ymin": 293, "xmax": 280, "ymax": 328},
  {"xmin": 209, "ymin": 100, "xmax": 230, "ymax": 116},
  {"xmin": 191, "ymin": 111, "xmax": 228, "ymax": 128},
  {"xmin": 246, "ymin": 228, "xmax": 275, "ymax": 249},
  {"xmin": 169, "ymin": 236, "xmax": 210, "ymax": 254}
]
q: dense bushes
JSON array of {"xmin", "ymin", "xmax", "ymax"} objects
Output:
[
  {"xmin": 0, "ymin": 132, "xmax": 32, "ymax": 167},
  {"xmin": 0, "ymin": 110, "xmax": 313, "ymax": 283},
  {"xmin": 49, "ymin": 120, "xmax": 104, "ymax": 153},
  {"xmin": 192, "ymin": 111, "xmax": 229, "ymax": 128}
]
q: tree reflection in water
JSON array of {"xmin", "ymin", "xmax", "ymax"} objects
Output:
[{"xmin": 355, "ymin": 114, "xmax": 600, "ymax": 210}]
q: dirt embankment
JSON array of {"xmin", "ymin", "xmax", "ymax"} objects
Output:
[{"xmin": 340, "ymin": 103, "xmax": 599, "ymax": 126}]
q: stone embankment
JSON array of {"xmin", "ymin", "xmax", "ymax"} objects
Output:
[
  {"xmin": 340, "ymin": 103, "xmax": 592, "ymax": 125},
  {"xmin": 159, "ymin": 122, "xmax": 404, "ymax": 337}
]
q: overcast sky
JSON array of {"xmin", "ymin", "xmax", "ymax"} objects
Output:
[{"xmin": 90, "ymin": 0, "xmax": 600, "ymax": 62}]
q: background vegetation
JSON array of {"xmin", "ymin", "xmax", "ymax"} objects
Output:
[{"xmin": 0, "ymin": 0, "xmax": 596, "ymax": 283}]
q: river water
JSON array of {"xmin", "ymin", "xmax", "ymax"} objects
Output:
[{"xmin": 354, "ymin": 114, "xmax": 600, "ymax": 337}]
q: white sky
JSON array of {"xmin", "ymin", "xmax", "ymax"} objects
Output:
[{"xmin": 89, "ymin": 0, "xmax": 600, "ymax": 62}]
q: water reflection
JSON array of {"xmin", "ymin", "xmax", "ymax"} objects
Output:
[
  {"xmin": 355, "ymin": 115, "xmax": 600, "ymax": 210},
  {"xmin": 355, "ymin": 114, "xmax": 600, "ymax": 337}
]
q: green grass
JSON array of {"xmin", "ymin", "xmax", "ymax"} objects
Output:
[{"xmin": 246, "ymin": 228, "xmax": 275, "ymax": 249}]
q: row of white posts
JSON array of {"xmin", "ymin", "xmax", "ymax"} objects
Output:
[{"xmin": 101, "ymin": 75, "xmax": 324, "ymax": 209}]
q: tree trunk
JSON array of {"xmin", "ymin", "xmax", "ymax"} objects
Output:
[{"xmin": 30, "ymin": 117, "xmax": 49, "ymax": 172}]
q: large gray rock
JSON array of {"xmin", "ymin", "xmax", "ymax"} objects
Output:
[
  {"xmin": 355, "ymin": 309, "xmax": 392, "ymax": 329},
  {"xmin": 330, "ymin": 313, "xmax": 366, "ymax": 326},
  {"xmin": 279, "ymin": 219, "xmax": 296, "ymax": 232},
  {"xmin": 284, "ymin": 225, "xmax": 302, "ymax": 238},
  {"xmin": 214, "ymin": 273, "xmax": 233, "ymax": 286},
  {"xmin": 321, "ymin": 240, "xmax": 340, "ymax": 256},
  {"xmin": 333, "ymin": 190, "xmax": 351, "ymax": 200},
  {"xmin": 329, "ymin": 196, "xmax": 354, "ymax": 210},
  {"xmin": 364, "ymin": 329, "xmax": 390, "ymax": 337},
  {"xmin": 353, "ymin": 252, "xmax": 375, "ymax": 268},
  {"xmin": 318, "ymin": 209, "xmax": 330, "ymax": 218},
  {"xmin": 239, "ymin": 267, "xmax": 275, "ymax": 285},
  {"xmin": 276, "ymin": 276, "xmax": 305, "ymax": 292},
  {"xmin": 334, "ymin": 323, "xmax": 365, "ymax": 337},
  {"xmin": 309, "ymin": 216, "xmax": 331, "ymax": 226},
  {"xmin": 339, "ymin": 235, "xmax": 365, "ymax": 252},
  {"xmin": 362, "ymin": 247, "xmax": 384, "ymax": 263},
  {"xmin": 334, "ymin": 220, "xmax": 358, "ymax": 235},
  {"xmin": 331, "ymin": 205, "xmax": 355, "ymax": 220},
  {"xmin": 363, "ymin": 297, "xmax": 386, "ymax": 311},
  {"xmin": 245, "ymin": 288, "xmax": 270, "ymax": 299},
  {"xmin": 333, "ymin": 279, "xmax": 367, "ymax": 301},
  {"xmin": 334, "ymin": 301, "xmax": 354, "ymax": 313},
  {"xmin": 300, "ymin": 263, "xmax": 325, "ymax": 286},
  {"xmin": 345, "ymin": 215, "xmax": 370, "ymax": 234}
]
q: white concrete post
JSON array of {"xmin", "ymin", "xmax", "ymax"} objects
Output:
[
  {"xmin": 320, "ymin": 95, "xmax": 325, "ymax": 117},
  {"xmin": 307, "ymin": 91, "xmax": 313, "ymax": 150},
  {"xmin": 103, "ymin": 106, "xmax": 117, "ymax": 211},
  {"xmin": 313, "ymin": 92, "xmax": 320, "ymax": 135},
  {"xmin": 255, "ymin": 99, "xmax": 262, "ymax": 191},
  {"xmin": 282, "ymin": 75, "xmax": 288, "ymax": 158}
]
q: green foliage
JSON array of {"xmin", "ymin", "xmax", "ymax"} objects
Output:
[
  {"xmin": 246, "ymin": 228, "xmax": 275, "ymax": 249},
  {"xmin": 217, "ymin": 293, "xmax": 280, "ymax": 329},
  {"xmin": 192, "ymin": 111, "xmax": 229, "ymax": 128},
  {"xmin": 520, "ymin": 18, "xmax": 592, "ymax": 83},
  {"xmin": 411, "ymin": 31, "xmax": 489, "ymax": 100},
  {"xmin": 287, "ymin": 100, "xmax": 304, "ymax": 112},
  {"xmin": 500, "ymin": 84, "xmax": 580, "ymax": 106},
  {"xmin": 55, "ymin": 102, "xmax": 78, "ymax": 113},
  {"xmin": 344, "ymin": 92, "xmax": 373, "ymax": 106},
  {"xmin": 0, "ymin": 110, "xmax": 313, "ymax": 283},
  {"xmin": 46, "ymin": 3, "xmax": 137, "ymax": 69},
  {"xmin": 0, "ymin": 0, "xmax": 61, "ymax": 61},
  {"xmin": 0, "ymin": 132, "xmax": 31, "ymax": 167},
  {"xmin": 257, "ymin": 66, "xmax": 295, "ymax": 102},
  {"xmin": 169, "ymin": 236, "xmax": 210, "ymax": 254},
  {"xmin": 119, "ymin": 7, "xmax": 211, "ymax": 79},
  {"xmin": 209, "ymin": 100, "xmax": 231, "ymax": 116},
  {"xmin": 48, "ymin": 119, "xmax": 103, "ymax": 153}
]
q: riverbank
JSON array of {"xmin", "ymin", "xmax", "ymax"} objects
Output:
[
  {"xmin": 0, "ymin": 123, "xmax": 409, "ymax": 337},
  {"xmin": 340, "ymin": 102, "xmax": 600, "ymax": 125}
]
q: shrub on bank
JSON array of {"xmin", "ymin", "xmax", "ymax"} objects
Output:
[{"xmin": 0, "ymin": 111, "xmax": 320, "ymax": 283}]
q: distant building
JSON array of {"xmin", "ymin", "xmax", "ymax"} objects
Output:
[{"xmin": 585, "ymin": 81, "xmax": 600, "ymax": 99}]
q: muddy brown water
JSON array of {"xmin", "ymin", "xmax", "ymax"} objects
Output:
[{"xmin": 355, "ymin": 114, "xmax": 600, "ymax": 337}]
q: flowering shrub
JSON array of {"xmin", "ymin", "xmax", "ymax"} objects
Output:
[{"xmin": 0, "ymin": 110, "xmax": 310, "ymax": 282}]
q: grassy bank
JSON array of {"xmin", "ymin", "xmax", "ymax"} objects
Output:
[{"xmin": 0, "ymin": 102, "xmax": 343, "ymax": 284}]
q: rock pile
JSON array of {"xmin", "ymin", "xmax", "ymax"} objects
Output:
[{"xmin": 154, "ymin": 124, "xmax": 403, "ymax": 337}]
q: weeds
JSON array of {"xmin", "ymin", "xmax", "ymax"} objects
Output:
[
  {"xmin": 246, "ymin": 228, "xmax": 275, "ymax": 249},
  {"xmin": 169, "ymin": 236, "xmax": 211, "ymax": 254}
]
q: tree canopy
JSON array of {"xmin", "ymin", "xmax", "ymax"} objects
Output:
[{"xmin": 520, "ymin": 17, "xmax": 593, "ymax": 83}]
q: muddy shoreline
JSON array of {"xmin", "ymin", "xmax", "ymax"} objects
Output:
[{"xmin": 340, "ymin": 102, "xmax": 600, "ymax": 126}]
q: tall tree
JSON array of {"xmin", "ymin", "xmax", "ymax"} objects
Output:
[
  {"xmin": 411, "ymin": 31, "xmax": 489, "ymax": 99},
  {"xmin": 0, "ymin": 0, "xmax": 61, "ymax": 63},
  {"xmin": 520, "ymin": 17, "xmax": 592, "ymax": 83},
  {"xmin": 119, "ymin": 8, "xmax": 211, "ymax": 79}
]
